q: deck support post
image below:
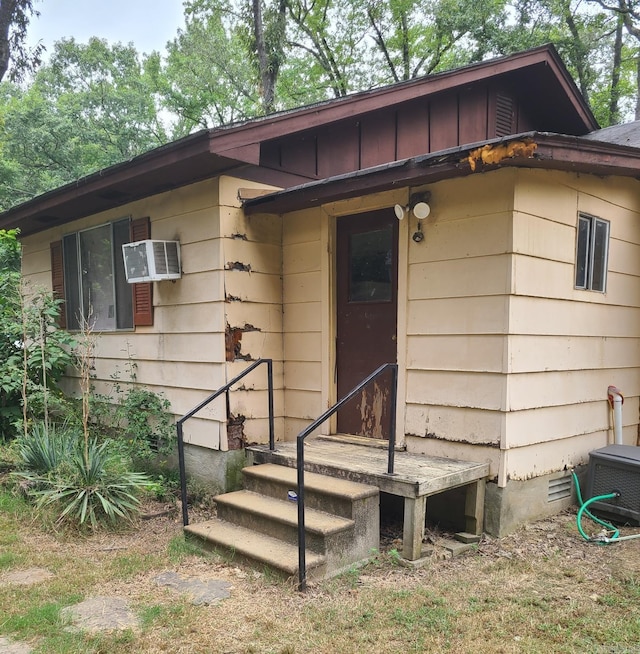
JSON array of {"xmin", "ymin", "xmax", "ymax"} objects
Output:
[
  {"xmin": 464, "ymin": 479, "xmax": 485, "ymax": 535},
  {"xmin": 402, "ymin": 496, "xmax": 427, "ymax": 560}
]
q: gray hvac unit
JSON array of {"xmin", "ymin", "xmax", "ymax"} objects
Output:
[{"xmin": 586, "ymin": 444, "xmax": 640, "ymax": 526}]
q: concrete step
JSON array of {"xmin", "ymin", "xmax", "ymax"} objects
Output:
[
  {"xmin": 184, "ymin": 463, "xmax": 381, "ymax": 580},
  {"xmin": 242, "ymin": 463, "xmax": 378, "ymax": 519},
  {"xmin": 185, "ymin": 518, "xmax": 326, "ymax": 579},
  {"xmin": 215, "ymin": 490, "xmax": 354, "ymax": 553}
]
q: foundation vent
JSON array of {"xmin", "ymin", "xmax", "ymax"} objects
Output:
[{"xmin": 548, "ymin": 475, "xmax": 572, "ymax": 502}]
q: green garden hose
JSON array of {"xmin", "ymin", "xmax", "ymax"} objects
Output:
[{"xmin": 572, "ymin": 470, "xmax": 620, "ymax": 544}]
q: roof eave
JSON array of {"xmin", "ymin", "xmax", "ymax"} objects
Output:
[{"xmin": 243, "ymin": 133, "xmax": 640, "ymax": 215}]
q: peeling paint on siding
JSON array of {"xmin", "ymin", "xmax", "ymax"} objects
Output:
[
  {"xmin": 357, "ymin": 381, "xmax": 387, "ymax": 439},
  {"xmin": 419, "ymin": 431, "xmax": 501, "ymax": 448}
]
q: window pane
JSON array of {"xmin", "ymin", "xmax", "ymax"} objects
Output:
[
  {"xmin": 113, "ymin": 219, "xmax": 133, "ymax": 329},
  {"xmin": 591, "ymin": 219, "xmax": 609, "ymax": 292},
  {"xmin": 349, "ymin": 227, "xmax": 393, "ymax": 302},
  {"xmin": 62, "ymin": 234, "xmax": 81, "ymax": 330},
  {"xmin": 575, "ymin": 216, "xmax": 590, "ymax": 289},
  {"xmin": 79, "ymin": 224, "xmax": 115, "ymax": 330}
]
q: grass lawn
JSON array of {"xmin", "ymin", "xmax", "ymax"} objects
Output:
[{"xmin": 1, "ymin": 488, "xmax": 639, "ymax": 653}]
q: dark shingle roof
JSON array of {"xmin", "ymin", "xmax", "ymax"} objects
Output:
[{"xmin": 584, "ymin": 121, "xmax": 640, "ymax": 148}]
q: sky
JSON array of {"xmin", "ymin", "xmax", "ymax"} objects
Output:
[{"xmin": 26, "ymin": 0, "xmax": 186, "ymax": 57}]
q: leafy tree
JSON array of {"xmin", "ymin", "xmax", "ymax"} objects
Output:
[
  {"xmin": 1, "ymin": 0, "xmax": 639, "ymax": 212},
  {"xmin": 0, "ymin": 230, "xmax": 76, "ymax": 438},
  {"xmin": 161, "ymin": 0, "xmax": 514, "ymax": 126},
  {"xmin": 160, "ymin": 1, "xmax": 262, "ymax": 133},
  {"xmin": 0, "ymin": 37, "xmax": 167, "ymax": 208},
  {"xmin": 586, "ymin": 0, "xmax": 640, "ymax": 118},
  {"xmin": 363, "ymin": 0, "xmax": 509, "ymax": 84},
  {"xmin": 488, "ymin": 1, "xmax": 636, "ymax": 125},
  {"xmin": 0, "ymin": 0, "xmax": 43, "ymax": 82}
]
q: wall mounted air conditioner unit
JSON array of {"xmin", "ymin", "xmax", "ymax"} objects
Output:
[
  {"xmin": 586, "ymin": 444, "xmax": 640, "ymax": 526},
  {"xmin": 122, "ymin": 240, "xmax": 181, "ymax": 283}
]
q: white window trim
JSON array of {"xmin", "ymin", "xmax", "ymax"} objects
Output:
[{"xmin": 575, "ymin": 212, "xmax": 609, "ymax": 293}]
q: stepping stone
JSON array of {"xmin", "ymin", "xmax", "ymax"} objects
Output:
[
  {"xmin": 0, "ymin": 568, "xmax": 54, "ymax": 587},
  {"xmin": 154, "ymin": 571, "xmax": 232, "ymax": 605},
  {"xmin": 61, "ymin": 596, "xmax": 139, "ymax": 633},
  {"xmin": 0, "ymin": 636, "xmax": 32, "ymax": 653}
]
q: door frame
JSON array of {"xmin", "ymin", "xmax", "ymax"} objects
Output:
[{"xmin": 321, "ymin": 197, "xmax": 409, "ymax": 447}]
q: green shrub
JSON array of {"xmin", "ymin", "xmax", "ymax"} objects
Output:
[
  {"xmin": 0, "ymin": 230, "xmax": 77, "ymax": 440},
  {"xmin": 14, "ymin": 422, "xmax": 152, "ymax": 529},
  {"xmin": 90, "ymin": 361, "xmax": 175, "ymax": 462}
]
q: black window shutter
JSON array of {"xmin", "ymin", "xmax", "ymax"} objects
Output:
[
  {"xmin": 130, "ymin": 217, "xmax": 153, "ymax": 326},
  {"xmin": 50, "ymin": 240, "xmax": 67, "ymax": 329}
]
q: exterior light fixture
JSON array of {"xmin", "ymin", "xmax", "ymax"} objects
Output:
[
  {"xmin": 394, "ymin": 192, "xmax": 431, "ymax": 222},
  {"xmin": 394, "ymin": 204, "xmax": 407, "ymax": 220},
  {"xmin": 407, "ymin": 191, "xmax": 431, "ymax": 243},
  {"xmin": 412, "ymin": 201, "xmax": 430, "ymax": 219}
]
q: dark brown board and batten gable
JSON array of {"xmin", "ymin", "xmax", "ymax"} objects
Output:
[{"xmin": 260, "ymin": 85, "xmax": 534, "ymax": 178}]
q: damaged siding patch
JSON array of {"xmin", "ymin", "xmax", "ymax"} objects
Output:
[
  {"xmin": 466, "ymin": 139, "xmax": 537, "ymax": 172},
  {"xmin": 227, "ymin": 414, "xmax": 246, "ymax": 449},
  {"xmin": 226, "ymin": 261, "xmax": 252, "ymax": 272},
  {"xmin": 225, "ymin": 323, "xmax": 262, "ymax": 362}
]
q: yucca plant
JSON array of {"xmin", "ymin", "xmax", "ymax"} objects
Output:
[
  {"xmin": 33, "ymin": 438, "xmax": 152, "ymax": 529},
  {"xmin": 14, "ymin": 423, "xmax": 152, "ymax": 529},
  {"xmin": 16, "ymin": 421, "xmax": 76, "ymax": 474}
]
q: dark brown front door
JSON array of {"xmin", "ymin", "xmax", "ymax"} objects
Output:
[{"xmin": 336, "ymin": 209, "xmax": 398, "ymax": 438}]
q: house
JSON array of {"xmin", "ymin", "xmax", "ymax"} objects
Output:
[{"xmin": 3, "ymin": 44, "xmax": 640, "ymax": 554}]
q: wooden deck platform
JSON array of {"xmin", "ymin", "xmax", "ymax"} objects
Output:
[{"xmin": 247, "ymin": 436, "xmax": 490, "ymax": 561}]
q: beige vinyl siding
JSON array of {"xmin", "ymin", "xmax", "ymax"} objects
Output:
[
  {"xmin": 406, "ymin": 296, "xmax": 510, "ymax": 335},
  {"xmin": 406, "ymin": 402, "xmax": 505, "ymax": 448},
  {"xmin": 408, "ymin": 434, "xmax": 502, "ymax": 478},
  {"xmin": 21, "ymin": 177, "xmax": 246, "ymax": 452},
  {"xmin": 503, "ymin": 431, "xmax": 614, "ymax": 482},
  {"xmin": 501, "ymin": 169, "xmax": 640, "ymax": 482},
  {"xmin": 507, "ymin": 335, "xmax": 640, "ymax": 372},
  {"xmin": 404, "ymin": 170, "xmax": 514, "ymax": 467},
  {"xmin": 282, "ymin": 208, "xmax": 325, "ymax": 439},
  {"xmin": 217, "ymin": 177, "xmax": 284, "ymax": 446},
  {"xmin": 403, "ymin": 167, "xmax": 640, "ymax": 485},
  {"xmin": 407, "ymin": 334, "xmax": 506, "ymax": 372}
]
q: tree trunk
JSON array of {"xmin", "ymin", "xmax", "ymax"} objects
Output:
[
  {"xmin": 0, "ymin": 0, "xmax": 17, "ymax": 82},
  {"xmin": 252, "ymin": 0, "xmax": 273, "ymax": 113},
  {"xmin": 608, "ymin": 14, "xmax": 623, "ymax": 125},
  {"xmin": 636, "ymin": 56, "xmax": 640, "ymax": 121},
  {"xmin": 562, "ymin": 1, "xmax": 590, "ymax": 104},
  {"xmin": 252, "ymin": 0, "xmax": 286, "ymax": 114}
]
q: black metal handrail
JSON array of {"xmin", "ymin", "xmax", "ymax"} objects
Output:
[
  {"xmin": 296, "ymin": 362, "xmax": 398, "ymax": 591},
  {"xmin": 176, "ymin": 358, "xmax": 275, "ymax": 527}
]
